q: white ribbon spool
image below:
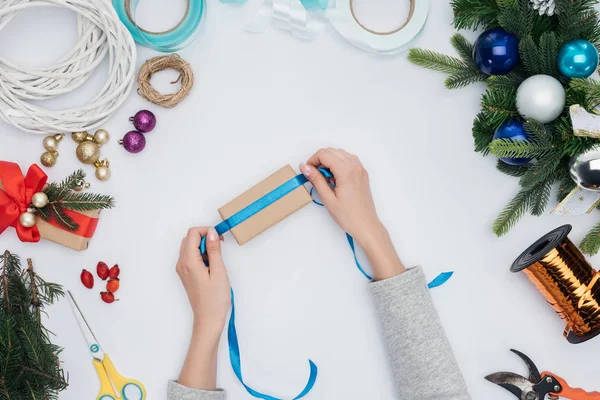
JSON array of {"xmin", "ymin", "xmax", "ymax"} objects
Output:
[{"xmin": 328, "ymin": 0, "xmax": 429, "ymax": 54}]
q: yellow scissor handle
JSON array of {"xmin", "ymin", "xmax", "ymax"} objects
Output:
[{"xmin": 94, "ymin": 354, "xmax": 147, "ymax": 400}]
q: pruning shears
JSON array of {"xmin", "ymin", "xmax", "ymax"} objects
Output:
[{"xmin": 485, "ymin": 349, "xmax": 600, "ymax": 400}]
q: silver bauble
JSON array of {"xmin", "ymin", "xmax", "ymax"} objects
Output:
[
  {"xmin": 31, "ymin": 192, "xmax": 49, "ymax": 208},
  {"xmin": 516, "ymin": 75, "xmax": 565, "ymax": 123},
  {"xmin": 570, "ymin": 147, "xmax": 600, "ymax": 191},
  {"xmin": 19, "ymin": 212, "xmax": 36, "ymax": 228}
]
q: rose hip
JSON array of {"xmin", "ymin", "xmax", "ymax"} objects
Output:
[
  {"xmin": 100, "ymin": 292, "xmax": 116, "ymax": 304},
  {"xmin": 106, "ymin": 278, "xmax": 120, "ymax": 293},
  {"xmin": 97, "ymin": 262, "xmax": 109, "ymax": 280},
  {"xmin": 80, "ymin": 270, "xmax": 94, "ymax": 289},
  {"xmin": 108, "ymin": 264, "xmax": 120, "ymax": 279}
]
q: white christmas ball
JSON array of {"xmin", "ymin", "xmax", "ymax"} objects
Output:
[
  {"xmin": 19, "ymin": 212, "xmax": 36, "ymax": 228},
  {"xmin": 516, "ymin": 74, "xmax": 565, "ymax": 123},
  {"xmin": 31, "ymin": 192, "xmax": 49, "ymax": 208}
]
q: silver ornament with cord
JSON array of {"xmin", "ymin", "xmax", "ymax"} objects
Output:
[
  {"xmin": 570, "ymin": 147, "xmax": 600, "ymax": 191},
  {"xmin": 516, "ymin": 75, "xmax": 565, "ymax": 123}
]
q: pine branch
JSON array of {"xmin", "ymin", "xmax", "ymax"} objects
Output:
[
  {"xmin": 407, "ymin": 49, "xmax": 469, "ymax": 74},
  {"xmin": 493, "ymin": 186, "xmax": 533, "ymax": 236},
  {"xmin": 450, "ymin": 33, "xmax": 475, "ymax": 67},
  {"xmin": 580, "ymin": 221, "xmax": 600, "ymax": 255},
  {"xmin": 54, "ymin": 192, "xmax": 114, "ymax": 212},
  {"xmin": 519, "ymin": 34, "xmax": 541, "ymax": 75},
  {"xmin": 451, "ymin": 0, "xmax": 500, "ymax": 30},
  {"xmin": 488, "ymin": 138, "xmax": 553, "ymax": 158},
  {"xmin": 496, "ymin": 159, "xmax": 532, "ymax": 176},
  {"xmin": 524, "ymin": 120, "xmax": 553, "ymax": 144},
  {"xmin": 498, "ymin": 0, "xmax": 534, "ymax": 38},
  {"xmin": 445, "ymin": 69, "xmax": 488, "ymax": 89},
  {"xmin": 473, "ymin": 111, "xmax": 501, "ymax": 154},
  {"xmin": 481, "ymin": 88, "xmax": 518, "ymax": 119},
  {"xmin": 528, "ymin": 180, "xmax": 553, "ymax": 215},
  {"xmin": 519, "ymin": 149, "xmax": 563, "ymax": 189},
  {"xmin": 487, "ymin": 74, "xmax": 524, "ymax": 93},
  {"xmin": 48, "ymin": 205, "xmax": 77, "ymax": 232},
  {"xmin": 539, "ymin": 32, "xmax": 559, "ymax": 77}
]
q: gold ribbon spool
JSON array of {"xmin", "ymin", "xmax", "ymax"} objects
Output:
[{"xmin": 511, "ymin": 225, "xmax": 600, "ymax": 344}]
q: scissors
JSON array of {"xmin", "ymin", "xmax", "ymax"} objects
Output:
[
  {"xmin": 485, "ymin": 349, "xmax": 600, "ymax": 400},
  {"xmin": 67, "ymin": 291, "xmax": 147, "ymax": 400}
]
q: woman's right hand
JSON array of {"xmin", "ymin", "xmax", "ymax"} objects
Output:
[{"xmin": 300, "ymin": 148, "xmax": 405, "ymax": 280}]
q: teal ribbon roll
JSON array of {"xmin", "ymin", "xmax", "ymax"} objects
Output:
[{"xmin": 113, "ymin": 0, "xmax": 205, "ymax": 52}]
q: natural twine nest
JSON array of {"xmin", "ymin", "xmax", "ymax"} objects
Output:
[{"xmin": 137, "ymin": 54, "xmax": 194, "ymax": 108}]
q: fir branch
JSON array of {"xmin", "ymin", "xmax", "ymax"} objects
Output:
[
  {"xmin": 48, "ymin": 205, "xmax": 77, "ymax": 232},
  {"xmin": 524, "ymin": 120, "xmax": 553, "ymax": 144},
  {"xmin": 498, "ymin": 0, "xmax": 534, "ymax": 38},
  {"xmin": 580, "ymin": 221, "xmax": 600, "ymax": 255},
  {"xmin": 519, "ymin": 149, "xmax": 563, "ymax": 188},
  {"xmin": 528, "ymin": 180, "xmax": 553, "ymax": 216},
  {"xmin": 45, "ymin": 170, "xmax": 86, "ymax": 203},
  {"xmin": 493, "ymin": 186, "xmax": 533, "ymax": 236},
  {"xmin": 496, "ymin": 159, "xmax": 532, "ymax": 176},
  {"xmin": 473, "ymin": 111, "xmax": 500, "ymax": 154},
  {"xmin": 450, "ymin": 33, "xmax": 475, "ymax": 67},
  {"xmin": 487, "ymin": 74, "xmax": 524, "ymax": 93},
  {"xmin": 488, "ymin": 138, "xmax": 553, "ymax": 158},
  {"xmin": 407, "ymin": 49, "xmax": 470, "ymax": 74},
  {"xmin": 53, "ymin": 192, "xmax": 114, "ymax": 212},
  {"xmin": 519, "ymin": 35, "xmax": 541, "ymax": 75},
  {"xmin": 445, "ymin": 69, "xmax": 488, "ymax": 89},
  {"xmin": 451, "ymin": 0, "xmax": 500, "ymax": 30},
  {"xmin": 539, "ymin": 32, "xmax": 559, "ymax": 78}
]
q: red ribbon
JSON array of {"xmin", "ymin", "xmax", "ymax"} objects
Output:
[{"xmin": 0, "ymin": 161, "xmax": 99, "ymax": 243}]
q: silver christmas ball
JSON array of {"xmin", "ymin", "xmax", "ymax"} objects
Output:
[
  {"xmin": 95, "ymin": 166, "xmax": 111, "ymax": 181},
  {"xmin": 19, "ymin": 211, "xmax": 36, "ymax": 228},
  {"xmin": 31, "ymin": 192, "xmax": 49, "ymax": 208},
  {"xmin": 94, "ymin": 129, "xmax": 110, "ymax": 145},
  {"xmin": 516, "ymin": 74, "xmax": 565, "ymax": 123},
  {"xmin": 570, "ymin": 147, "xmax": 600, "ymax": 191}
]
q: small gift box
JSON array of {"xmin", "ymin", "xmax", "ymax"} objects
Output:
[
  {"xmin": 0, "ymin": 161, "xmax": 113, "ymax": 251},
  {"xmin": 218, "ymin": 165, "xmax": 312, "ymax": 245}
]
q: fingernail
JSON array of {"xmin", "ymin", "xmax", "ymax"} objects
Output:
[
  {"xmin": 208, "ymin": 227, "xmax": 218, "ymax": 242},
  {"xmin": 300, "ymin": 163, "xmax": 312, "ymax": 177}
]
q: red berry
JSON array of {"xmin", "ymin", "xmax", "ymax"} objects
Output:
[
  {"xmin": 80, "ymin": 270, "xmax": 94, "ymax": 289},
  {"xmin": 97, "ymin": 261, "xmax": 109, "ymax": 280},
  {"xmin": 106, "ymin": 278, "xmax": 120, "ymax": 293},
  {"xmin": 100, "ymin": 292, "xmax": 116, "ymax": 304},
  {"xmin": 108, "ymin": 264, "xmax": 120, "ymax": 279}
]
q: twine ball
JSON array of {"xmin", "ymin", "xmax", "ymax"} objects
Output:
[{"xmin": 137, "ymin": 54, "xmax": 194, "ymax": 109}]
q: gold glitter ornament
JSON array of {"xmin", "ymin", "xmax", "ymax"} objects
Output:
[
  {"xmin": 76, "ymin": 141, "xmax": 100, "ymax": 164},
  {"xmin": 72, "ymin": 131, "xmax": 90, "ymax": 143},
  {"xmin": 94, "ymin": 159, "xmax": 111, "ymax": 181},
  {"xmin": 40, "ymin": 151, "xmax": 59, "ymax": 167}
]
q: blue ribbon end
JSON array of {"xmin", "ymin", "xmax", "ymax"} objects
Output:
[{"xmin": 427, "ymin": 271, "xmax": 454, "ymax": 289}]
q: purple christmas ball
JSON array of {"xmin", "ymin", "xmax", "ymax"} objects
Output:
[
  {"xmin": 130, "ymin": 110, "xmax": 156, "ymax": 133},
  {"xmin": 119, "ymin": 131, "xmax": 146, "ymax": 153}
]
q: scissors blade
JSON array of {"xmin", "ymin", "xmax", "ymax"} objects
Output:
[
  {"xmin": 67, "ymin": 291, "xmax": 105, "ymax": 361},
  {"xmin": 485, "ymin": 372, "xmax": 540, "ymax": 400}
]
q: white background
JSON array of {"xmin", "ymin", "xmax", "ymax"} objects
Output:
[{"xmin": 1, "ymin": 0, "xmax": 599, "ymax": 399}]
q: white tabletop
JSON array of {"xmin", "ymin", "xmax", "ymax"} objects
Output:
[{"xmin": 1, "ymin": 1, "xmax": 598, "ymax": 399}]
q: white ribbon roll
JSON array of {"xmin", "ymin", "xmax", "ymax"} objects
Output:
[{"xmin": 327, "ymin": 0, "xmax": 429, "ymax": 54}]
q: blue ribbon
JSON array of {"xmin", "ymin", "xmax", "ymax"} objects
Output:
[
  {"xmin": 112, "ymin": 0, "xmax": 205, "ymax": 52},
  {"xmin": 200, "ymin": 167, "xmax": 453, "ymax": 399}
]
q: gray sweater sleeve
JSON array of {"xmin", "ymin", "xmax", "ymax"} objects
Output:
[
  {"xmin": 370, "ymin": 267, "xmax": 471, "ymax": 400},
  {"xmin": 168, "ymin": 267, "xmax": 469, "ymax": 400},
  {"xmin": 167, "ymin": 381, "xmax": 226, "ymax": 400}
]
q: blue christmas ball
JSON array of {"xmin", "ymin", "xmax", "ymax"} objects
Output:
[
  {"xmin": 473, "ymin": 28, "xmax": 520, "ymax": 75},
  {"xmin": 493, "ymin": 119, "xmax": 531, "ymax": 165},
  {"xmin": 557, "ymin": 39, "xmax": 599, "ymax": 78}
]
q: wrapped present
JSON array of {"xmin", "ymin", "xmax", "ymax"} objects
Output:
[
  {"xmin": 218, "ymin": 165, "xmax": 312, "ymax": 245},
  {"xmin": 0, "ymin": 161, "xmax": 113, "ymax": 251}
]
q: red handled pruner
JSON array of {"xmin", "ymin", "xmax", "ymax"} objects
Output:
[{"xmin": 485, "ymin": 349, "xmax": 600, "ymax": 400}]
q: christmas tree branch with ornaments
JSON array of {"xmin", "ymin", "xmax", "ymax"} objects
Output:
[{"xmin": 409, "ymin": 0, "xmax": 600, "ymax": 254}]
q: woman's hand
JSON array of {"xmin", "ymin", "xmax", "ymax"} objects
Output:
[
  {"xmin": 176, "ymin": 227, "xmax": 230, "ymax": 390},
  {"xmin": 301, "ymin": 148, "xmax": 405, "ymax": 280}
]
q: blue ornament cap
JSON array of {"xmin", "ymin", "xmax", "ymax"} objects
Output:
[
  {"xmin": 493, "ymin": 119, "xmax": 531, "ymax": 166},
  {"xmin": 557, "ymin": 39, "xmax": 599, "ymax": 79},
  {"xmin": 473, "ymin": 28, "xmax": 520, "ymax": 75}
]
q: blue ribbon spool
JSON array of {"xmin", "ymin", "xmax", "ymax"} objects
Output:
[
  {"xmin": 113, "ymin": 0, "xmax": 205, "ymax": 52},
  {"xmin": 200, "ymin": 168, "xmax": 453, "ymax": 399}
]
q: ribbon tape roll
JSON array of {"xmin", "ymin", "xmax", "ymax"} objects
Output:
[
  {"xmin": 327, "ymin": 0, "xmax": 429, "ymax": 54},
  {"xmin": 200, "ymin": 168, "xmax": 452, "ymax": 399},
  {"xmin": 113, "ymin": 0, "xmax": 205, "ymax": 52}
]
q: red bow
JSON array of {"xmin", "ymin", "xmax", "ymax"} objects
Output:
[{"xmin": 0, "ymin": 161, "xmax": 48, "ymax": 242}]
